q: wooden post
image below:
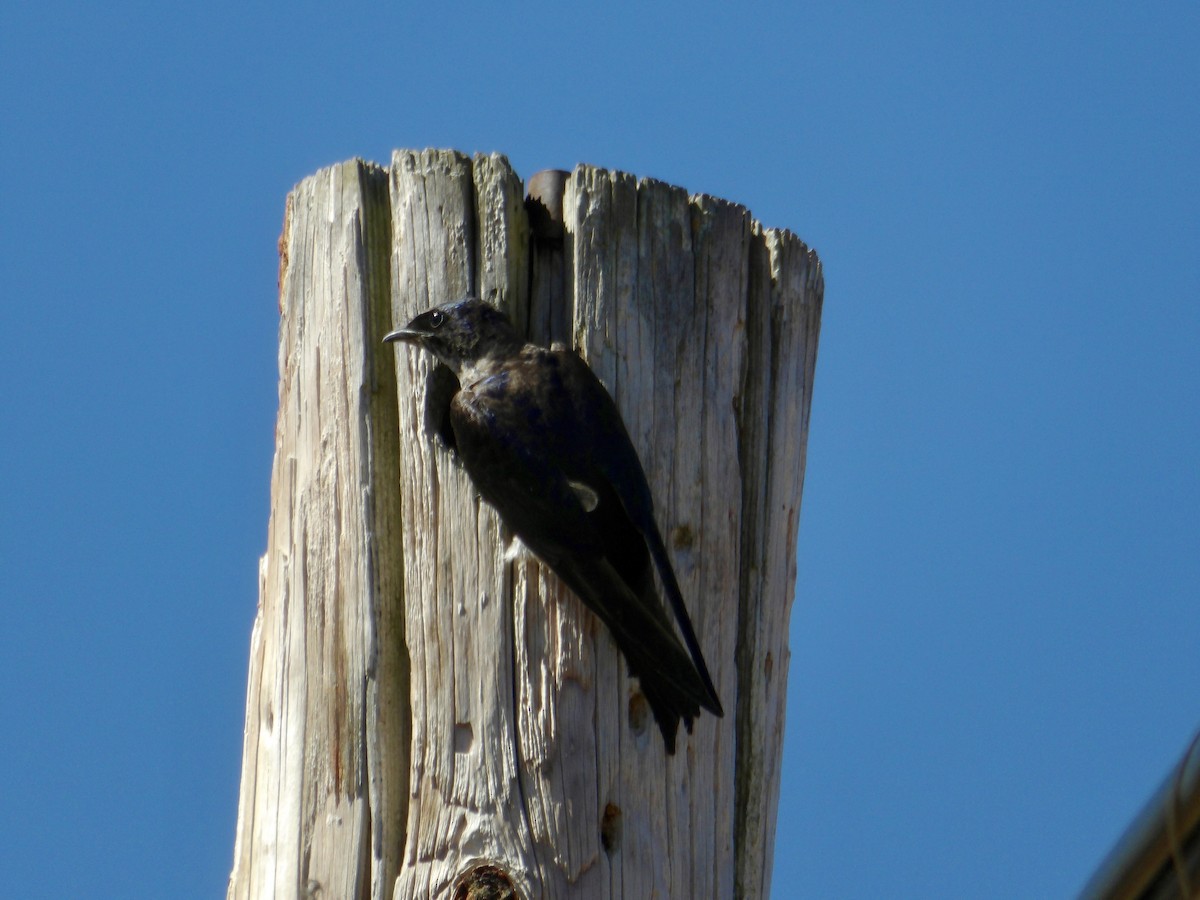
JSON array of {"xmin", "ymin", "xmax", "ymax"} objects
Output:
[{"xmin": 228, "ymin": 149, "xmax": 822, "ymax": 899}]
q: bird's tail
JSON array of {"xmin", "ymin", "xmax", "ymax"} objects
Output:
[
  {"xmin": 553, "ymin": 554, "xmax": 719, "ymax": 754},
  {"xmin": 622, "ymin": 640, "xmax": 702, "ymax": 755}
]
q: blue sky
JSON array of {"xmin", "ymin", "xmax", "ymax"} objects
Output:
[{"xmin": 2, "ymin": 3, "xmax": 1196, "ymax": 897}]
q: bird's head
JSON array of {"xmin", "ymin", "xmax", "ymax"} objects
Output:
[{"xmin": 384, "ymin": 297, "xmax": 521, "ymax": 376}]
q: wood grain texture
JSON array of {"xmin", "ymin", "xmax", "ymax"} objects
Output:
[
  {"xmin": 563, "ymin": 172, "xmax": 752, "ymax": 898},
  {"xmin": 389, "ymin": 149, "xmax": 539, "ymax": 899},
  {"xmin": 733, "ymin": 223, "xmax": 824, "ymax": 900},
  {"xmin": 229, "ymin": 150, "xmax": 822, "ymax": 899},
  {"xmin": 227, "ymin": 159, "xmax": 405, "ymax": 900}
]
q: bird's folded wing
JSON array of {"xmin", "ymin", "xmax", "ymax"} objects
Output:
[{"xmin": 450, "ymin": 385, "xmax": 713, "ymax": 710}]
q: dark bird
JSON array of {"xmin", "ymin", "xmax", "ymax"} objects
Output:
[{"xmin": 385, "ymin": 297, "xmax": 723, "ymax": 753}]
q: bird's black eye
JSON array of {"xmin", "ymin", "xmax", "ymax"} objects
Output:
[{"xmin": 429, "ymin": 310, "xmax": 444, "ymax": 329}]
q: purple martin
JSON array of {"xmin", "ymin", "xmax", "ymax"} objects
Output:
[{"xmin": 385, "ymin": 297, "xmax": 723, "ymax": 753}]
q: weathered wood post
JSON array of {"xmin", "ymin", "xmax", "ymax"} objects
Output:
[{"xmin": 228, "ymin": 149, "xmax": 822, "ymax": 899}]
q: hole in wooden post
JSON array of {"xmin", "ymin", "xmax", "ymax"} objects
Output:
[
  {"xmin": 601, "ymin": 803, "xmax": 623, "ymax": 856},
  {"xmin": 628, "ymin": 691, "xmax": 649, "ymax": 737},
  {"xmin": 454, "ymin": 722, "xmax": 474, "ymax": 753},
  {"xmin": 452, "ymin": 864, "xmax": 517, "ymax": 900},
  {"xmin": 670, "ymin": 523, "xmax": 695, "ymax": 551}
]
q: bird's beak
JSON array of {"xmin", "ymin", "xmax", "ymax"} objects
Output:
[{"xmin": 383, "ymin": 327, "xmax": 423, "ymax": 344}]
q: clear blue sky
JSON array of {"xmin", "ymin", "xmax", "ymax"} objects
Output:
[{"xmin": 2, "ymin": 3, "xmax": 1196, "ymax": 897}]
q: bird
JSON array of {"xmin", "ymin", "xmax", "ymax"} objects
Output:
[{"xmin": 384, "ymin": 296, "xmax": 723, "ymax": 753}]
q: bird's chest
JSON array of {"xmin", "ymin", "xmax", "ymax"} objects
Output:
[{"xmin": 454, "ymin": 369, "xmax": 584, "ymax": 466}]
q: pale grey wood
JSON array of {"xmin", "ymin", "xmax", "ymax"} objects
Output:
[
  {"xmin": 388, "ymin": 149, "xmax": 539, "ymax": 899},
  {"xmin": 362, "ymin": 164, "xmax": 411, "ymax": 900},
  {"xmin": 472, "ymin": 151, "xmax": 530, "ymax": 333},
  {"xmin": 734, "ymin": 223, "xmax": 824, "ymax": 900},
  {"xmin": 227, "ymin": 159, "xmax": 406, "ymax": 900},
  {"xmin": 561, "ymin": 172, "xmax": 752, "ymax": 898},
  {"xmin": 230, "ymin": 149, "xmax": 822, "ymax": 900}
]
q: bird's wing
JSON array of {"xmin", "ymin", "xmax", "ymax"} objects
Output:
[
  {"xmin": 554, "ymin": 351, "xmax": 724, "ymax": 717},
  {"xmin": 449, "ymin": 379, "xmax": 716, "ymax": 729}
]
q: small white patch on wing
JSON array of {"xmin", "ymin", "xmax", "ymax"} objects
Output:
[{"xmin": 568, "ymin": 480, "xmax": 599, "ymax": 512}]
